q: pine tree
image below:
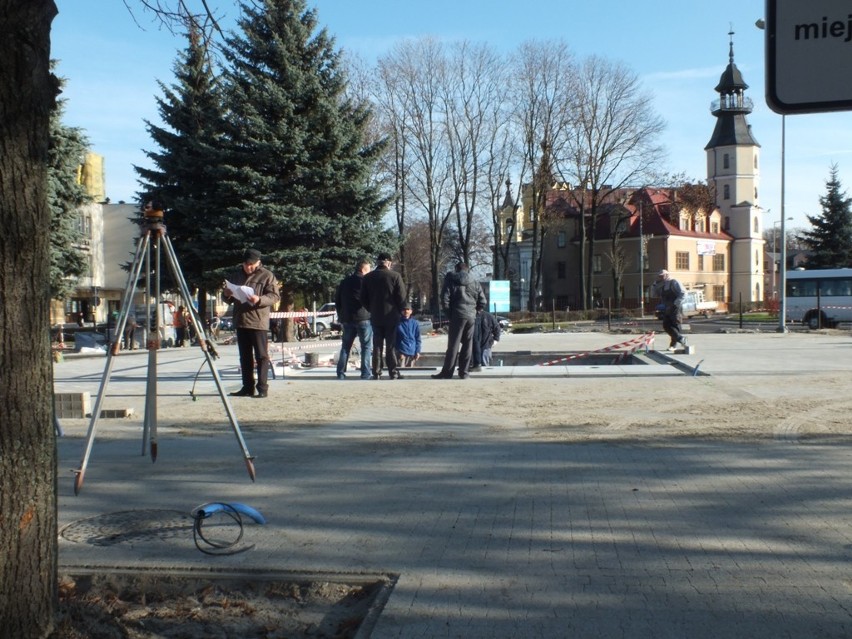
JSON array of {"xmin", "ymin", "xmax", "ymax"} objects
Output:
[
  {"xmin": 47, "ymin": 74, "xmax": 90, "ymax": 299},
  {"xmin": 136, "ymin": 25, "xmax": 226, "ymax": 305},
  {"xmin": 217, "ymin": 0, "xmax": 392, "ymax": 297},
  {"xmin": 802, "ymin": 165, "xmax": 852, "ymax": 268}
]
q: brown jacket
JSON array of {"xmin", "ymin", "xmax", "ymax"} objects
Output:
[{"xmin": 225, "ymin": 265, "xmax": 280, "ymax": 331}]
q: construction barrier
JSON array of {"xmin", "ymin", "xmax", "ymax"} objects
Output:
[
  {"xmin": 539, "ymin": 332, "xmax": 655, "ymax": 366},
  {"xmin": 269, "ymin": 311, "xmax": 336, "ymax": 319}
]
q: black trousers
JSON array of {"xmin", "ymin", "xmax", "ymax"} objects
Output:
[
  {"xmin": 440, "ymin": 314, "xmax": 475, "ymax": 377},
  {"xmin": 661, "ymin": 308, "xmax": 685, "ymax": 346},
  {"xmin": 236, "ymin": 327, "xmax": 271, "ymax": 393},
  {"xmin": 371, "ymin": 322, "xmax": 399, "ymax": 378}
]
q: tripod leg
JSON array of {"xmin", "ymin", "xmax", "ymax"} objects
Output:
[
  {"xmin": 144, "ymin": 229, "xmax": 164, "ymax": 462},
  {"xmin": 74, "ymin": 231, "xmax": 151, "ymax": 494},
  {"xmin": 160, "ymin": 234, "xmax": 257, "ymax": 481}
]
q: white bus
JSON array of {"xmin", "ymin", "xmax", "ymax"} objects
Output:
[{"xmin": 785, "ymin": 268, "xmax": 852, "ymax": 329}]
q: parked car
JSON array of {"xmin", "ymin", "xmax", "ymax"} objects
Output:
[
  {"xmin": 495, "ymin": 315, "xmax": 512, "ymax": 330},
  {"xmin": 316, "ymin": 302, "xmax": 337, "ymax": 333},
  {"xmin": 413, "ymin": 316, "xmax": 434, "ymax": 334},
  {"xmin": 218, "ymin": 316, "xmax": 234, "ymax": 331}
]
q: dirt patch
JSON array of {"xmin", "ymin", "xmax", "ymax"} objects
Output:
[{"xmin": 49, "ymin": 569, "xmax": 393, "ymax": 638}]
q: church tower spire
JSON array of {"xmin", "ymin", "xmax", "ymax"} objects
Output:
[{"xmin": 705, "ymin": 30, "xmax": 764, "ymax": 304}]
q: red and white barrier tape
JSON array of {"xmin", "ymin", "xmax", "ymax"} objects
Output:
[
  {"xmin": 269, "ymin": 311, "xmax": 336, "ymax": 319},
  {"xmin": 270, "ymin": 340, "xmax": 341, "ymax": 355},
  {"xmin": 614, "ymin": 333, "xmax": 655, "ymax": 363},
  {"xmin": 539, "ymin": 332, "xmax": 655, "ymax": 366}
]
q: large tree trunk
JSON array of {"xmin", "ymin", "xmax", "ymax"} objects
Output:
[{"xmin": 0, "ymin": 2, "xmax": 59, "ymax": 637}]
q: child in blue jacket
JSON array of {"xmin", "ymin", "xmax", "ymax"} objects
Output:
[{"xmin": 396, "ymin": 304, "xmax": 421, "ymax": 368}]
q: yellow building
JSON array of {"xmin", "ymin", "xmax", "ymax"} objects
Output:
[{"xmin": 497, "ymin": 37, "xmax": 764, "ymax": 312}]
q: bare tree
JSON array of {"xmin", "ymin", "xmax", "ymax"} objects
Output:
[
  {"xmin": 374, "ymin": 38, "xmax": 455, "ymax": 313},
  {"xmin": 362, "ymin": 53, "xmax": 413, "ymax": 281},
  {"xmin": 556, "ymin": 55, "xmax": 666, "ymax": 309},
  {"xmin": 442, "ymin": 41, "xmax": 511, "ymax": 271},
  {"xmin": 1, "ymin": 3, "xmax": 220, "ymax": 635},
  {"xmin": 401, "ymin": 219, "xmax": 449, "ymax": 309},
  {"xmin": 608, "ymin": 202, "xmax": 633, "ymax": 307},
  {"xmin": 509, "ymin": 40, "xmax": 577, "ymax": 310}
]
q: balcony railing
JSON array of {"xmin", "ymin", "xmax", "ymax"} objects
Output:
[{"xmin": 710, "ymin": 96, "xmax": 754, "ymax": 113}]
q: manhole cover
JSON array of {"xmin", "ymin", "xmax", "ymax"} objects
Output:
[{"xmin": 60, "ymin": 509, "xmax": 193, "ymax": 546}]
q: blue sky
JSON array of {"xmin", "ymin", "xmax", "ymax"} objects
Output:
[{"xmin": 52, "ymin": 0, "xmax": 852, "ymax": 233}]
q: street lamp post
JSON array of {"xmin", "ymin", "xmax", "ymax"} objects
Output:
[
  {"xmin": 771, "ymin": 217, "xmax": 793, "ymax": 298},
  {"xmin": 638, "ymin": 201, "xmax": 644, "ymax": 316},
  {"xmin": 778, "ymin": 115, "xmax": 788, "ymax": 333}
]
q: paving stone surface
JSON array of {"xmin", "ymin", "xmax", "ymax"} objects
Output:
[{"xmin": 55, "ymin": 332, "xmax": 852, "ymax": 638}]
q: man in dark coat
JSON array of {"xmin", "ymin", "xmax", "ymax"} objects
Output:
[
  {"xmin": 334, "ymin": 258, "xmax": 373, "ymax": 379},
  {"xmin": 361, "ymin": 253, "xmax": 407, "ymax": 379},
  {"xmin": 432, "ymin": 262, "xmax": 487, "ymax": 379}
]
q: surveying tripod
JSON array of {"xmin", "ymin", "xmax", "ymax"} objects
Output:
[{"xmin": 72, "ymin": 204, "xmax": 256, "ymax": 494}]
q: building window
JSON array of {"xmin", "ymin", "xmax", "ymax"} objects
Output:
[
  {"xmin": 556, "ymin": 230, "xmax": 566, "ymax": 248},
  {"xmin": 593, "ymin": 254, "xmax": 602, "ymax": 273},
  {"xmin": 753, "ymin": 217, "xmax": 759, "ymax": 233},
  {"xmin": 723, "ymin": 184, "xmax": 730, "ymax": 200},
  {"xmin": 724, "ymin": 216, "xmax": 730, "ymax": 230},
  {"xmin": 697, "ymin": 255, "xmax": 704, "ymax": 271},
  {"xmin": 723, "ymin": 153, "xmax": 730, "ymax": 169},
  {"xmin": 675, "ymin": 251, "xmax": 689, "ymax": 270},
  {"xmin": 754, "ymin": 155, "xmax": 758, "ymax": 169},
  {"xmin": 712, "ymin": 221, "xmax": 720, "ymax": 234},
  {"xmin": 77, "ymin": 213, "xmax": 92, "ymax": 238},
  {"xmin": 557, "ymin": 261, "xmax": 566, "ymax": 279},
  {"xmin": 712, "ymin": 285, "xmax": 725, "ymax": 302},
  {"xmin": 713, "ymin": 254, "xmax": 725, "ymax": 271}
]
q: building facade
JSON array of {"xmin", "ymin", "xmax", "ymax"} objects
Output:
[{"xmin": 498, "ymin": 37, "xmax": 764, "ymax": 313}]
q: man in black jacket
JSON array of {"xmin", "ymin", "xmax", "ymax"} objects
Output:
[
  {"xmin": 361, "ymin": 253, "xmax": 407, "ymax": 379},
  {"xmin": 432, "ymin": 262, "xmax": 487, "ymax": 379},
  {"xmin": 334, "ymin": 258, "xmax": 373, "ymax": 380}
]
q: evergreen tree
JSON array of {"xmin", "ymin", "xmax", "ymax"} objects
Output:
[
  {"xmin": 136, "ymin": 25, "xmax": 226, "ymax": 307},
  {"xmin": 47, "ymin": 74, "xmax": 90, "ymax": 299},
  {"xmin": 217, "ymin": 0, "xmax": 393, "ymax": 298},
  {"xmin": 802, "ymin": 165, "xmax": 852, "ymax": 268}
]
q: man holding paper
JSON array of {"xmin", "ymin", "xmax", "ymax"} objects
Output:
[{"xmin": 223, "ymin": 248, "xmax": 280, "ymax": 398}]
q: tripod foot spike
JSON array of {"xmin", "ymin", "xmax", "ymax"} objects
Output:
[
  {"xmin": 73, "ymin": 469, "xmax": 85, "ymax": 496},
  {"xmin": 151, "ymin": 441, "xmax": 158, "ymax": 462},
  {"xmin": 245, "ymin": 457, "xmax": 256, "ymax": 482}
]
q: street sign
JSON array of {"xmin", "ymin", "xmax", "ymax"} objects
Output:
[
  {"xmin": 489, "ymin": 280, "xmax": 510, "ymax": 313},
  {"xmin": 766, "ymin": 0, "xmax": 852, "ymax": 114}
]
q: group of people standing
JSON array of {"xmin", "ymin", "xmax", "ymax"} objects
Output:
[
  {"xmin": 221, "ymin": 247, "xmax": 501, "ymax": 398},
  {"xmin": 334, "ymin": 253, "xmax": 408, "ymax": 380},
  {"xmin": 334, "ymin": 255, "xmax": 498, "ymax": 382}
]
